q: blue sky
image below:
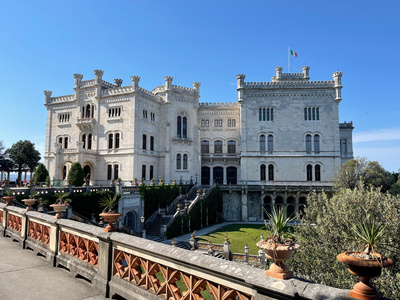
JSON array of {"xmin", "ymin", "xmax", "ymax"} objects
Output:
[{"xmin": 1, "ymin": 0, "xmax": 399, "ymax": 172}]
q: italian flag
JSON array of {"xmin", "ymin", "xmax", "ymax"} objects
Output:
[{"xmin": 290, "ymin": 50, "xmax": 297, "ymax": 57}]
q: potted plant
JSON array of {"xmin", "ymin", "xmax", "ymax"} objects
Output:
[
  {"xmin": 99, "ymin": 193, "xmax": 122, "ymax": 232},
  {"xmin": 337, "ymin": 220, "xmax": 393, "ymax": 300},
  {"xmin": 257, "ymin": 206, "xmax": 300, "ymax": 279},
  {"xmin": 22, "ymin": 191, "xmax": 37, "ymax": 211},
  {"xmin": 2, "ymin": 190, "xmax": 15, "ymax": 206},
  {"xmin": 50, "ymin": 192, "xmax": 71, "ymax": 219}
]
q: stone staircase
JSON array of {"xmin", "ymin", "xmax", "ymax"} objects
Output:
[{"xmin": 145, "ymin": 186, "xmax": 204, "ymax": 238}]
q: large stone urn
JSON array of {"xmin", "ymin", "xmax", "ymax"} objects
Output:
[{"xmin": 99, "ymin": 212, "xmax": 122, "ymax": 232}]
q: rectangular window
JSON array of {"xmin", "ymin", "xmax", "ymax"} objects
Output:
[
  {"xmin": 341, "ymin": 139, "xmax": 347, "ymax": 154},
  {"xmin": 214, "ymin": 141, "xmax": 223, "ymax": 153},
  {"xmin": 232, "ymin": 119, "xmax": 236, "ymax": 127},
  {"xmin": 115, "ymin": 133, "xmax": 120, "ymax": 149},
  {"xmin": 142, "ymin": 165, "xmax": 146, "ymax": 180},
  {"xmin": 201, "ymin": 141, "xmax": 209, "ymax": 154},
  {"xmin": 228, "ymin": 119, "xmax": 231, "ymax": 127},
  {"xmin": 201, "ymin": 120, "xmax": 205, "ymax": 127},
  {"xmin": 150, "ymin": 136, "xmax": 154, "ymax": 151},
  {"xmin": 143, "ymin": 110, "xmax": 147, "ymax": 119},
  {"xmin": 205, "ymin": 120, "xmax": 209, "ymax": 127}
]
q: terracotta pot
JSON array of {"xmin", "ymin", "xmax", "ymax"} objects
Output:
[
  {"xmin": 3, "ymin": 196, "xmax": 15, "ymax": 206},
  {"xmin": 50, "ymin": 203, "xmax": 67, "ymax": 219},
  {"xmin": 337, "ymin": 251, "xmax": 394, "ymax": 300},
  {"xmin": 99, "ymin": 212, "xmax": 122, "ymax": 232},
  {"xmin": 23, "ymin": 199, "xmax": 36, "ymax": 211},
  {"xmin": 257, "ymin": 240, "xmax": 300, "ymax": 279}
]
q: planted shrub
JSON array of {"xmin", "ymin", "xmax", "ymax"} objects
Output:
[
  {"xmin": 67, "ymin": 162, "xmax": 85, "ymax": 186},
  {"xmin": 33, "ymin": 163, "xmax": 49, "ymax": 184}
]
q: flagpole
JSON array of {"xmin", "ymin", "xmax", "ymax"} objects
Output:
[{"xmin": 288, "ymin": 47, "xmax": 290, "ymax": 73}]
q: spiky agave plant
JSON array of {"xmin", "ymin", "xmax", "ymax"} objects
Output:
[
  {"xmin": 99, "ymin": 193, "xmax": 121, "ymax": 212},
  {"xmin": 263, "ymin": 206, "xmax": 295, "ymax": 244},
  {"xmin": 353, "ymin": 220, "xmax": 386, "ymax": 257}
]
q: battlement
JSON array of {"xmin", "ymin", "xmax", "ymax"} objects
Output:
[
  {"xmin": 244, "ymin": 80, "xmax": 334, "ymax": 89},
  {"xmin": 172, "ymin": 85, "xmax": 196, "ymax": 94},
  {"xmin": 199, "ymin": 102, "xmax": 238, "ymax": 108},
  {"xmin": 80, "ymin": 80, "xmax": 95, "ymax": 88},
  {"xmin": 339, "ymin": 121, "xmax": 354, "ymax": 129},
  {"xmin": 49, "ymin": 94, "xmax": 75, "ymax": 104},
  {"xmin": 101, "ymin": 86, "xmax": 133, "ymax": 96},
  {"xmin": 100, "ymin": 80, "xmax": 116, "ymax": 89},
  {"xmin": 137, "ymin": 86, "xmax": 163, "ymax": 102}
]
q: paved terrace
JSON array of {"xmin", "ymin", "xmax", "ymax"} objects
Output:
[
  {"xmin": 0, "ymin": 203, "xmax": 354, "ymax": 300},
  {"xmin": 0, "ymin": 236, "xmax": 105, "ymax": 300}
]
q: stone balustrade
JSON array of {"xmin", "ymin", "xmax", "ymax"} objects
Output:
[{"xmin": 0, "ymin": 203, "xmax": 352, "ymax": 300}]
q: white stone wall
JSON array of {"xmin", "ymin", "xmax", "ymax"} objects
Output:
[{"xmin": 44, "ymin": 67, "xmax": 353, "ymax": 186}]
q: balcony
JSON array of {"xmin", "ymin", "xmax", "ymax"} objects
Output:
[{"xmin": 76, "ymin": 117, "xmax": 95, "ymax": 131}]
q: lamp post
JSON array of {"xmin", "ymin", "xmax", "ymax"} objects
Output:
[
  {"xmin": 244, "ymin": 243, "xmax": 249, "ymax": 262},
  {"xmin": 140, "ymin": 216, "xmax": 146, "ymax": 238}
]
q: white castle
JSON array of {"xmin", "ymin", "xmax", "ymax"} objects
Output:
[{"xmin": 44, "ymin": 66, "xmax": 353, "ymax": 220}]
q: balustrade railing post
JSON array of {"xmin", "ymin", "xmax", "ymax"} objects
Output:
[{"xmin": 93, "ymin": 234, "xmax": 112, "ymax": 297}]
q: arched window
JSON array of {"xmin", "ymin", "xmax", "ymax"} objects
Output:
[
  {"xmin": 183, "ymin": 116, "xmax": 187, "ymax": 138},
  {"xmin": 150, "ymin": 136, "xmax": 154, "ymax": 151},
  {"xmin": 183, "ymin": 154, "xmax": 188, "ymax": 169},
  {"xmin": 142, "ymin": 134, "xmax": 147, "ymax": 150},
  {"xmin": 214, "ymin": 140, "xmax": 223, "ymax": 153},
  {"xmin": 114, "ymin": 165, "xmax": 119, "ymax": 180},
  {"xmin": 268, "ymin": 164, "xmax": 274, "ymax": 181},
  {"xmin": 86, "ymin": 104, "xmax": 91, "ymax": 118},
  {"xmin": 260, "ymin": 164, "xmax": 266, "ymax": 181},
  {"xmin": 260, "ymin": 135, "xmax": 266, "ymax": 152},
  {"xmin": 227, "ymin": 140, "xmax": 236, "ymax": 153},
  {"xmin": 88, "ymin": 134, "xmax": 92, "ymax": 150},
  {"xmin": 307, "ymin": 164, "xmax": 313, "ymax": 181},
  {"xmin": 314, "ymin": 134, "xmax": 320, "ymax": 153},
  {"xmin": 64, "ymin": 137, "xmax": 68, "ymax": 149},
  {"xmin": 108, "ymin": 133, "xmax": 113, "ymax": 149},
  {"xmin": 59, "ymin": 137, "xmax": 63, "ymax": 146},
  {"xmin": 201, "ymin": 140, "xmax": 209, "ymax": 154},
  {"xmin": 176, "ymin": 154, "xmax": 181, "ymax": 169},
  {"xmin": 115, "ymin": 133, "xmax": 120, "ymax": 149},
  {"xmin": 306, "ymin": 134, "xmax": 312, "ymax": 153},
  {"xmin": 267, "ymin": 135, "xmax": 273, "ymax": 153},
  {"xmin": 82, "ymin": 107, "xmax": 85, "ymax": 118},
  {"xmin": 315, "ymin": 164, "xmax": 321, "ymax": 181},
  {"xmin": 82, "ymin": 134, "xmax": 86, "ymax": 149},
  {"xmin": 177, "ymin": 116, "xmax": 182, "ymax": 138},
  {"xmin": 142, "ymin": 165, "xmax": 146, "ymax": 180},
  {"xmin": 150, "ymin": 165, "xmax": 154, "ymax": 180},
  {"xmin": 63, "ymin": 166, "xmax": 67, "ymax": 180},
  {"xmin": 107, "ymin": 165, "xmax": 112, "ymax": 180}
]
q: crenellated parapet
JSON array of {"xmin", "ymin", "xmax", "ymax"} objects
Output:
[
  {"xmin": 73, "ymin": 73, "xmax": 83, "ymax": 88},
  {"xmin": 130, "ymin": 75, "xmax": 141, "ymax": 92},
  {"xmin": 199, "ymin": 102, "xmax": 239, "ymax": 108},
  {"xmin": 332, "ymin": 71, "xmax": 343, "ymax": 102},
  {"xmin": 245, "ymin": 80, "xmax": 334, "ymax": 89},
  {"xmin": 172, "ymin": 85, "xmax": 196, "ymax": 95},
  {"xmin": 164, "ymin": 76, "xmax": 173, "ymax": 90},
  {"xmin": 93, "ymin": 69, "xmax": 104, "ymax": 84},
  {"xmin": 114, "ymin": 78, "xmax": 123, "ymax": 87},
  {"xmin": 192, "ymin": 82, "xmax": 201, "ymax": 94},
  {"xmin": 44, "ymin": 90, "xmax": 53, "ymax": 104}
]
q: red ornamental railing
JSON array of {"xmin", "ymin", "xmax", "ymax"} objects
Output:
[
  {"xmin": 8, "ymin": 214, "xmax": 22, "ymax": 232},
  {"xmin": 28, "ymin": 221, "xmax": 50, "ymax": 245},
  {"xmin": 113, "ymin": 249, "xmax": 252, "ymax": 300},
  {"xmin": 59, "ymin": 231, "xmax": 99, "ymax": 267}
]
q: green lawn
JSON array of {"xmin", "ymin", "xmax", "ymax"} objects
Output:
[{"xmin": 197, "ymin": 224, "xmax": 267, "ymax": 255}]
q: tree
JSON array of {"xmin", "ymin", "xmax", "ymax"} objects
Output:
[
  {"xmin": 290, "ymin": 185, "xmax": 400, "ymax": 299},
  {"xmin": 0, "ymin": 140, "xmax": 14, "ymax": 174},
  {"xmin": 33, "ymin": 163, "xmax": 49, "ymax": 184},
  {"xmin": 335, "ymin": 157, "xmax": 394, "ymax": 192},
  {"xmin": 6, "ymin": 140, "xmax": 41, "ymax": 181},
  {"xmin": 67, "ymin": 162, "xmax": 85, "ymax": 186}
]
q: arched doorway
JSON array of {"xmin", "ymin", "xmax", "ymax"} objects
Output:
[
  {"xmin": 275, "ymin": 196, "xmax": 284, "ymax": 211},
  {"xmin": 201, "ymin": 167, "xmax": 210, "ymax": 185},
  {"xmin": 83, "ymin": 165, "xmax": 91, "ymax": 180},
  {"xmin": 213, "ymin": 167, "xmax": 223, "ymax": 185},
  {"xmin": 226, "ymin": 167, "xmax": 237, "ymax": 184},
  {"xmin": 263, "ymin": 196, "xmax": 272, "ymax": 219},
  {"xmin": 299, "ymin": 197, "xmax": 307, "ymax": 217},
  {"xmin": 124, "ymin": 211, "xmax": 137, "ymax": 231},
  {"xmin": 287, "ymin": 196, "xmax": 295, "ymax": 218}
]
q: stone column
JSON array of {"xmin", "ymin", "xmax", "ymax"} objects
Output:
[
  {"xmin": 131, "ymin": 76, "xmax": 140, "ymax": 92},
  {"xmin": 241, "ymin": 192, "xmax": 248, "ymax": 222},
  {"xmin": 302, "ymin": 66, "xmax": 310, "ymax": 79},
  {"xmin": 94, "ymin": 69, "xmax": 104, "ymax": 98},
  {"xmin": 236, "ymin": 74, "xmax": 246, "ymax": 102},
  {"xmin": 73, "ymin": 73, "xmax": 83, "ymax": 100},
  {"xmin": 333, "ymin": 71, "xmax": 343, "ymax": 102}
]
